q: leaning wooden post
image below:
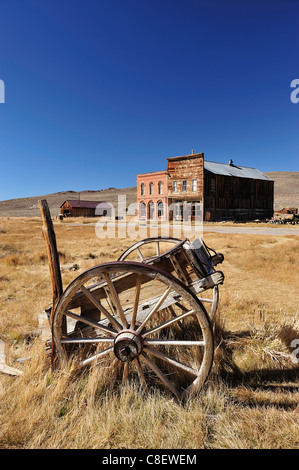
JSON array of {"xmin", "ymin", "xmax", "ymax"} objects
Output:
[{"xmin": 38, "ymin": 199, "xmax": 63, "ymax": 366}]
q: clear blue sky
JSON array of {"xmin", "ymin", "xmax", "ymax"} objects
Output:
[{"xmin": 0, "ymin": 0, "xmax": 298, "ymax": 201}]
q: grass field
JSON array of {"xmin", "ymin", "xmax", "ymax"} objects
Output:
[{"xmin": 0, "ymin": 216, "xmax": 298, "ymax": 449}]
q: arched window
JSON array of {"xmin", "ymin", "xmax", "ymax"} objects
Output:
[
  {"xmin": 158, "ymin": 181, "xmax": 163, "ymax": 195},
  {"xmin": 140, "ymin": 202, "xmax": 146, "ymax": 218},
  {"xmin": 149, "ymin": 182, "xmax": 154, "ymax": 195},
  {"xmin": 141, "ymin": 182, "xmax": 145, "ymax": 196},
  {"xmin": 158, "ymin": 201, "xmax": 164, "ymax": 218},
  {"xmin": 148, "ymin": 201, "xmax": 155, "ymax": 220}
]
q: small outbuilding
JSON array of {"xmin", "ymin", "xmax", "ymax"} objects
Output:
[{"xmin": 60, "ymin": 200, "xmax": 113, "ymax": 217}]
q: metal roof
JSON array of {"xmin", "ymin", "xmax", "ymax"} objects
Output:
[
  {"xmin": 60, "ymin": 200, "xmax": 112, "ymax": 209},
  {"xmin": 204, "ymin": 161, "xmax": 273, "ymax": 181}
]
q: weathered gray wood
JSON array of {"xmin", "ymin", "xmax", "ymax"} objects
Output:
[
  {"xmin": 142, "ymin": 308, "xmax": 195, "ymax": 338},
  {"xmin": 144, "ymin": 345, "xmax": 200, "ymax": 376},
  {"xmin": 0, "ymin": 340, "xmax": 23, "ymax": 376},
  {"xmin": 140, "ymin": 351, "xmax": 180, "ymax": 402},
  {"xmin": 52, "ymin": 261, "xmax": 215, "ymax": 401},
  {"xmin": 79, "ymin": 284, "xmax": 122, "ymax": 332},
  {"xmin": 135, "ymin": 357, "xmax": 147, "ymax": 389},
  {"xmin": 136, "ymin": 286, "xmax": 172, "ymax": 333},
  {"xmin": 131, "ymin": 274, "xmax": 142, "ymax": 329},
  {"xmin": 104, "ymin": 273, "xmax": 129, "ymax": 329},
  {"xmin": 118, "ymin": 237, "xmax": 222, "ymax": 321}
]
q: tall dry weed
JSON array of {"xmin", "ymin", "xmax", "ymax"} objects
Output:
[{"xmin": 0, "ymin": 218, "xmax": 298, "ymax": 449}]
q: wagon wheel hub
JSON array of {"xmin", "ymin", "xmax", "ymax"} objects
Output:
[{"xmin": 114, "ymin": 330, "xmax": 144, "ymax": 362}]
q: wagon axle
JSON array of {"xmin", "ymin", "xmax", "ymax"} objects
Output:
[{"xmin": 114, "ymin": 330, "xmax": 144, "ymax": 362}]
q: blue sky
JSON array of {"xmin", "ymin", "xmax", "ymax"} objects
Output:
[{"xmin": 0, "ymin": 0, "xmax": 298, "ymax": 201}]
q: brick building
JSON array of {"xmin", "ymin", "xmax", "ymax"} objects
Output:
[
  {"xmin": 136, "ymin": 170, "xmax": 168, "ymax": 221},
  {"xmin": 136, "ymin": 152, "xmax": 274, "ymax": 221}
]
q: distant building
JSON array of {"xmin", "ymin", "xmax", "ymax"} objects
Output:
[
  {"xmin": 137, "ymin": 153, "xmax": 274, "ymax": 221},
  {"xmin": 60, "ymin": 200, "xmax": 113, "ymax": 217},
  {"xmin": 137, "ymin": 171, "xmax": 168, "ymax": 221}
]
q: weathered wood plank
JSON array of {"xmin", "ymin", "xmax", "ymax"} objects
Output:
[
  {"xmin": 38, "ymin": 199, "xmax": 63, "ymax": 313},
  {"xmin": 0, "ymin": 340, "xmax": 23, "ymax": 376}
]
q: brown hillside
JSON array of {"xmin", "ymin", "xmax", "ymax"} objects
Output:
[
  {"xmin": 265, "ymin": 172, "xmax": 299, "ymax": 210},
  {"xmin": 0, "ymin": 187, "xmax": 137, "ymax": 217}
]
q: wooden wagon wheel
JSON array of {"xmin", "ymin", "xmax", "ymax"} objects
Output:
[
  {"xmin": 118, "ymin": 237, "xmax": 219, "ymax": 322},
  {"xmin": 52, "ymin": 261, "xmax": 214, "ymax": 401},
  {"xmin": 118, "ymin": 237, "xmax": 184, "ymax": 263}
]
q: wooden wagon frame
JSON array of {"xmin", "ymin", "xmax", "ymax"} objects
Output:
[{"xmin": 40, "ymin": 200, "xmax": 225, "ymax": 402}]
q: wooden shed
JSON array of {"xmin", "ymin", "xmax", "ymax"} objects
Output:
[{"xmin": 60, "ymin": 200, "xmax": 113, "ymax": 217}]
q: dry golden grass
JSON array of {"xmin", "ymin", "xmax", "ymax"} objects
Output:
[{"xmin": 0, "ymin": 216, "xmax": 298, "ymax": 449}]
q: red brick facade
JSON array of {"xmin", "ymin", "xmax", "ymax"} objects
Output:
[
  {"xmin": 137, "ymin": 153, "xmax": 204, "ymax": 221},
  {"xmin": 137, "ymin": 170, "xmax": 168, "ymax": 220}
]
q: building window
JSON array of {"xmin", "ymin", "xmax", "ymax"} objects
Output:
[
  {"xmin": 148, "ymin": 202, "xmax": 155, "ymax": 220},
  {"xmin": 140, "ymin": 202, "xmax": 146, "ymax": 218},
  {"xmin": 158, "ymin": 201, "xmax": 164, "ymax": 218},
  {"xmin": 141, "ymin": 182, "xmax": 145, "ymax": 196},
  {"xmin": 149, "ymin": 182, "xmax": 154, "ymax": 195},
  {"xmin": 173, "ymin": 180, "xmax": 177, "ymax": 192},
  {"xmin": 210, "ymin": 178, "xmax": 216, "ymax": 192},
  {"xmin": 182, "ymin": 180, "xmax": 187, "ymax": 192},
  {"xmin": 192, "ymin": 179, "xmax": 197, "ymax": 191},
  {"xmin": 158, "ymin": 181, "xmax": 163, "ymax": 195}
]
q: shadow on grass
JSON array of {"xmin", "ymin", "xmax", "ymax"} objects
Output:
[{"xmin": 209, "ymin": 319, "xmax": 299, "ymax": 409}]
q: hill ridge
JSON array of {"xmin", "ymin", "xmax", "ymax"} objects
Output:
[{"xmin": 0, "ymin": 172, "xmax": 298, "ymax": 217}]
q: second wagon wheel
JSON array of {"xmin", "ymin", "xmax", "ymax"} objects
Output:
[
  {"xmin": 52, "ymin": 261, "xmax": 214, "ymax": 401},
  {"xmin": 118, "ymin": 237, "xmax": 219, "ymax": 321}
]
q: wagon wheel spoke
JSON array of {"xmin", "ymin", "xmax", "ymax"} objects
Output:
[
  {"xmin": 137, "ymin": 247, "xmax": 145, "ymax": 262},
  {"xmin": 196, "ymin": 297, "xmax": 213, "ymax": 303},
  {"xmin": 145, "ymin": 339, "xmax": 205, "ymax": 347},
  {"xmin": 81, "ymin": 346, "xmax": 114, "ymax": 367},
  {"xmin": 104, "ymin": 286, "xmax": 118, "ymax": 316},
  {"xmin": 117, "ymin": 237, "xmax": 183, "ymax": 263},
  {"xmin": 144, "ymin": 345, "xmax": 200, "ymax": 377},
  {"xmin": 135, "ymin": 357, "xmax": 147, "ymax": 390},
  {"xmin": 53, "ymin": 262, "xmax": 214, "ymax": 401},
  {"xmin": 61, "ymin": 337, "xmax": 114, "ymax": 344},
  {"xmin": 65, "ymin": 310, "xmax": 117, "ymax": 337},
  {"xmin": 131, "ymin": 274, "xmax": 142, "ymax": 330},
  {"xmin": 156, "ymin": 241, "xmax": 160, "ymax": 256},
  {"xmin": 196, "ymin": 286, "xmax": 219, "ymax": 321},
  {"xmin": 104, "ymin": 273, "xmax": 129, "ymax": 329},
  {"xmin": 142, "ymin": 308, "xmax": 195, "ymax": 338},
  {"xmin": 122, "ymin": 362, "xmax": 129, "ymax": 385},
  {"xmin": 140, "ymin": 351, "xmax": 181, "ymax": 401},
  {"xmin": 136, "ymin": 286, "xmax": 172, "ymax": 333},
  {"xmin": 167, "ymin": 305, "xmax": 183, "ymax": 329},
  {"xmin": 80, "ymin": 284, "xmax": 123, "ymax": 332}
]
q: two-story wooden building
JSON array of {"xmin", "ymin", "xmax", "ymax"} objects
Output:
[{"xmin": 136, "ymin": 153, "xmax": 274, "ymax": 221}]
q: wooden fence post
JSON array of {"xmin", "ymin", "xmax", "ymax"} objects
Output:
[
  {"xmin": 38, "ymin": 200, "xmax": 63, "ymax": 366},
  {"xmin": 38, "ymin": 199, "xmax": 63, "ymax": 310}
]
